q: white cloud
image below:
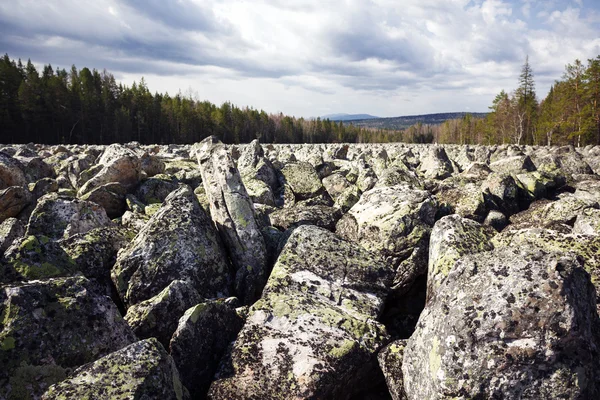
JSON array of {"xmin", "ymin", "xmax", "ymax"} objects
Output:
[{"xmin": 1, "ymin": 0, "xmax": 599, "ymax": 117}]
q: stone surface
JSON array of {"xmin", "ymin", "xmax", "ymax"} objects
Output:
[
  {"xmin": 208, "ymin": 225, "xmax": 394, "ymax": 399},
  {"xmin": 0, "ymin": 186, "xmax": 32, "ymax": 223},
  {"xmin": 0, "ymin": 218, "xmax": 24, "ymax": 253},
  {"xmin": 336, "ymin": 185, "xmax": 437, "ymax": 294},
  {"xmin": 0, "ymin": 276, "xmax": 136, "ymax": 400},
  {"xmin": 26, "ymin": 194, "xmax": 112, "ymax": 241},
  {"xmin": 170, "ymin": 299, "xmax": 244, "ymax": 399},
  {"xmin": 194, "ymin": 136, "xmax": 268, "ymax": 305},
  {"xmin": 401, "ymin": 248, "xmax": 600, "ymax": 399},
  {"xmin": 269, "ymin": 204, "xmax": 343, "ymax": 231},
  {"xmin": 124, "ymin": 280, "xmax": 203, "ymax": 349},
  {"xmin": 0, "ymin": 152, "xmax": 27, "ymax": 189},
  {"xmin": 42, "ymin": 338, "xmax": 189, "ymax": 400},
  {"xmin": 77, "ymin": 143, "xmax": 142, "ymax": 196},
  {"xmin": 280, "ymin": 161, "xmax": 324, "ymax": 200},
  {"xmin": 112, "ymin": 185, "xmax": 232, "ymax": 307}
]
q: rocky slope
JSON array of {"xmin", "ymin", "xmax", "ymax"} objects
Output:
[{"xmin": 1, "ymin": 139, "xmax": 600, "ymax": 399}]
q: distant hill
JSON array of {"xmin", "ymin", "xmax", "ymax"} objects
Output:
[
  {"xmin": 347, "ymin": 112, "xmax": 488, "ymax": 130},
  {"xmin": 322, "ymin": 113, "xmax": 380, "ymax": 121}
]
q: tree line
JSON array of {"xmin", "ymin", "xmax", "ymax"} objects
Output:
[
  {"xmin": 1, "ymin": 53, "xmax": 600, "ymax": 146},
  {"xmin": 0, "ymin": 54, "xmax": 404, "ymax": 145}
]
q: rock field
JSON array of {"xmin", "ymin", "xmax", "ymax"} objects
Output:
[{"xmin": 1, "ymin": 138, "xmax": 600, "ymax": 399}]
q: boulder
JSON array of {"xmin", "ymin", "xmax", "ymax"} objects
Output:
[
  {"xmin": 237, "ymin": 139, "xmax": 278, "ymax": 189},
  {"xmin": 42, "ymin": 338, "xmax": 189, "ymax": 400},
  {"xmin": 112, "ymin": 185, "xmax": 232, "ymax": 307},
  {"xmin": 135, "ymin": 174, "xmax": 180, "ymax": 205},
  {"xmin": 418, "ymin": 147, "xmax": 453, "ymax": 180},
  {"xmin": 79, "ymin": 182, "xmax": 127, "ymax": 219},
  {"xmin": 170, "ymin": 300, "xmax": 244, "ymax": 399},
  {"xmin": 26, "ymin": 194, "xmax": 112, "ymax": 241},
  {"xmin": 269, "ymin": 205, "xmax": 343, "ymax": 231},
  {"xmin": 0, "ymin": 186, "xmax": 32, "ymax": 223},
  {"xmin": 427, "ymin": 215, "xmax": 496, "ymax": 300},
  {"xmin": 280, "ymin": 161, "xmax": 324, "ymax": 200},
  {"xmin": 0, "ymin": 152, "xmax": 27, "ymax": 189},
  {"xmin": 0, "ymin": 276, "xmax": 136, "ymax": 400},
  {"xmin": 481, "ymin": 173, "xmax": 521, "ymax": 216},
  {"xmin": 492, "ymin": 227, "xmax": 600, "ymax": 312},
  {"xmin": 322, "ymin": 172, "xmax": 353, "ymax": 201},
  {"xmin": 209, "ymin": 225, "xmax": 394, "ymax": 399},
  {"xmin": 378, "ymin": 341, "xmax": 408, "ymax": 400},
  {"xmin": 401, "ymin": 248, "xmax": 600, "ymax": 399},
  {"xmin": 2, "ymin": 235, "xmax": 75, "ymax": 283},
  {"xmin": 194, "ymin": 136, "xmax": 268, "ymax": 305},
  {"xmin": 78, "ymin": 144, "xmax": 141, "ymax": 196},
  {"xmin": 489, "ymin": 155, "xmax": 536, "ymax": 175},
  {"xmin": 435, "ymin": 182, "xmax": 486, "ymax": 222},
  {"xmin": 336, "ymin": 185, "xmax": 437, "ymax": 294},
  {"xmin": 574, "ymin": 208, "xmax": 600, "ymax": 235},
  {"xmin": 0, "ymin": 218, "xmax": 24, "ymax": 253},
  {"xmin": 125, "ymin": 280, "xmax": 202, "ymax": 349}
]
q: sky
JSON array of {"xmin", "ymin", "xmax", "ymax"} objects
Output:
[{"xmin": 1, "ymin": 0, "xmax": 600, "ymax": 118}]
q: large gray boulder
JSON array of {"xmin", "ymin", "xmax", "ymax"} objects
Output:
[
  {"xmin": 26, "ymin": 193, "xmax": 112, "ymax": 241},
  {"xmin": 193, "ymin": 136, "xmax": 268, "ymax": 305},
  {"xmin": 280, "ymin": 161, "xmax": 325, "ymax": 200},
  {"xmin": 269, "ymin": 204, "xmax": 343, "ymax": 231},
  {"xmin": 0, "ymin": 218, "xmax": 24, "ymax": 253},
  {"xmin": 208, "ymin": 225, "xmax": 394, "ymax": 399},
  {"xmin": 336, "ymin": 185, "xmax": 438, "ymax": 294},
  {"xmin": 418, "ymin": 147, "xmax": 453, "ymax": 180},
  {"xmin": 0, "ymin": 186, "xmax": 32, "ymax": 223},
  {"xmin": 124, "ymin": 280, "xmax": 202, "ymax": 349},
  {"xmin": 170, "ymin": 299, "xmax": 244, "ymax": 399},
  {"xmin": 427, "ymin": 215, "xmax": 496, "ymax": 300},
  {"xmin": 0, "ymin": 152, "xmax": 27, "ymax": 189},
  {"xmin": 77, "ymin": 144, "xmax": 142, "ymax": 196},
  {"xmin": 400, "ymin": 248, "xmax": 600, "ymax": 399},
  {"xmin": 0, "ymin": 276, "xmax": 136, "ymax": 399},
  {"xmin": 42, "ymin": 338, "xmax": 189, "ymax": 400},
  {"xmin": 112, "ymin": 185, "xmax": 231, "ymax": 307}
]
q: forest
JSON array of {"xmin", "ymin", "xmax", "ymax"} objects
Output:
[{"xmin": 0, "ymin": 53, "xmax": 599, "ymax": 146}]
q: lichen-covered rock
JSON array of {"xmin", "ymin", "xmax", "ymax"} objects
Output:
[
  {"xmin": 0, "ymin": 276, "xmax": 136, "ymax": 400},
  {"xmin": 14, "ymin": 156, "xmax": 55, "ymax": 183},
  {"xmin": 141, "ymin": 153, "xmax": 165, "ymax": 177},
  {"xmin": 237, "ymin": 139, "xmax": 278, "ymax": 190},
  {"xmin": 322, "ymin": 172, "xmax": 353, "ymax": 200},
  {"xmin": 0, "ymin": 152, "xmax": 27, "ymax": 189},
  {"xmin": 460, "ymin": 162, "xmax": 492, "ymax": 182},
  {"xmin": 125, "ymin": 280, "xmax": 202, "ymax": 349},
  {"xmin": 427, "ymin": 215, "xmax": 496, "ymax": 299},
  {"xmin": 194, "ymin": 136, "xmax": 267, "ymax": 305},
  {"xmin": 79, "ymin": 182, "xmax": 127, "ymax": 219},
  {"xmin": 0, "ymin": 218, "xmax": 24, "ymax": 253},
  {"xmin": 356, "ymin": 163, "xmax": 378, "ymax": 192},
  {"xmin": 243, "ymin": 177, "xmax": 276, "ymax": 206},
  {"xmin": 29, "ymin": 177, "xmax": 59, "ymax": 200},
  {"xmin": 435, "ymin": 182, "xmax": 486, "ymax": 222},
  {"xmin": 0, "ymin": 186, "xmax": 32, "ymax": 223},
  {"xmin": 78, "ymin": 144, "xmax": 141, "ymax": 196},
  {"xmin": 170, "ymin": 299, "xmax": 244, "ymax": 399},
  {"xmin": 42, "ymin": 338, "xmax": 189, "ymax": 400},
  {"xmin": 208, "ymin": 225, "xmax": 394, "ymax": 399},
  {"xmin": 26, "ymin": 193, "xmax": 112, "ymax": 241},
  {"xmin": 376, "ymin": 165, "xmax": 421, "ymax": 188},
  {"xmin": 112, "ymin": 185, "xmax": 231, "ymax": 307},
  {"xmin": 280, "ymin": 161, "xmax": 324, "ymax": 200},
  {"xmin": 483, "ymin": 209, "xmax": 508, "ymax": 231},
  {"xmin": 269, "ymin": 204, "xmax": 343, "ymax": 231},
  {"xmin": 334, "ymin": 185, "xmax": 361, "ymax": 213},
  {"xmin": 135, "ymin": 174, "xmax": 180, "ymax": 205},
  {"xmin": 401, "ymin": 248, "xmax": 600, "ymax": 399},
  {"xmin": 492, "ymin": 227, "xmax": 600, "ymax": 312},
  {"xmin": 2, "ymin": 235, "xmax": 75, "ymax": 283},
  {"xmin": 336, "ymin": 185, "xmax": 437, "ymax": 294},
  {"xmin": 481, "ymin": 173, "xmax": 521, "ymax": 216},
  {"xmin": 489, "ymin": 155, "xmax": 536, "ymax": 175},
  {"xmin": 508, "ymin": 193, "xmax": 598, "ymax": 231},
  {"xmin": 59, "ymin": 225, "xmax": 133, "ymax": 294},
  {"xmin": 378, "ymin": 341, "xmax": 408, "ymax": 400},
  {"xmin": 418, "ymin": 147, "xmax": 453, "ymax": 180},
  {"xmin": 574, "ymin": 208, "xmax": 600, "ymax": 235}
]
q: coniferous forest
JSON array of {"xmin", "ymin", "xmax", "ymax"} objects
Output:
[{"xmin": 1, "ymin": 53, "xmax": 599, "ymax": 146}]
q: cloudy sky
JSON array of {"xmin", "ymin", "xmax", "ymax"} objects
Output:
[{"xmin": 1, "ymin": 0, "xmax": 599, "ymax": 118}]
